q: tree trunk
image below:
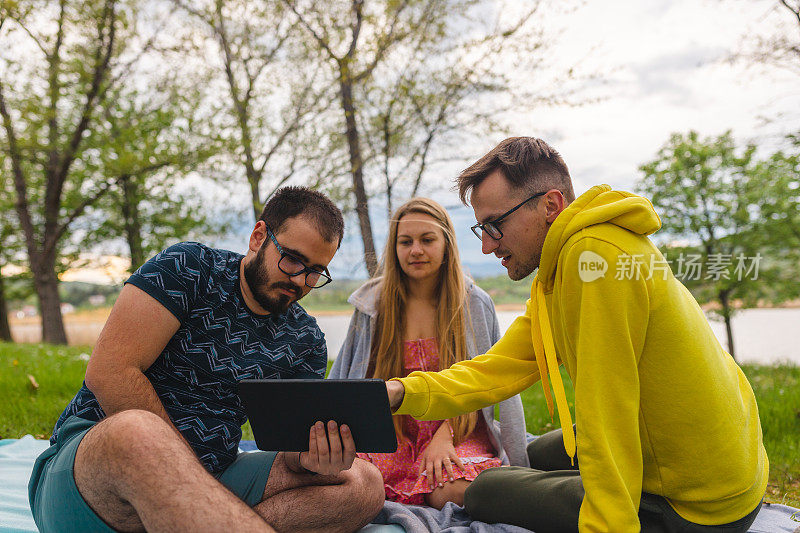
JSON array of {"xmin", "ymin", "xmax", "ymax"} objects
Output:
[
  {"xmin": 339, "ymin": 76, "xmax": 378, "ymax": 276},
  {"xmin": 719, "ymin": 290, "xmax": 736, "ymax": 360},
  {"xmin": 120, "ymin": 175, "xmax": 145, "ymax": 271},
  {"xmin": 30, "ymin": 249, "xmax": 67, "ymax": 344},
  {"xmin": 0, "ymin": 273, "xmax": 12, "ymax": 342},
  {"xmin": 386, "ymin": 183, "xmax": 393, "ymax": 221}
]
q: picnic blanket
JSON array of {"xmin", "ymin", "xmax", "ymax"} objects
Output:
[{"xmin": 2, "ymin": 436, "xmax": 799, "ymax": 532}]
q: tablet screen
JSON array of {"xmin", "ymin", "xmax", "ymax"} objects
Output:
[{"xmin": 238, "ymin": 379, "xmax": 398, "ymax": 453}]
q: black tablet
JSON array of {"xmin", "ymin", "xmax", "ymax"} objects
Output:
[{"xmin": 238, "ymin": 379, "xmax": 398, "ymax": 453}]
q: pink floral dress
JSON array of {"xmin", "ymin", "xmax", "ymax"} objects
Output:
[{"xmin": 357, "ymin": 338, "xmax": 502, "ymax": 504}]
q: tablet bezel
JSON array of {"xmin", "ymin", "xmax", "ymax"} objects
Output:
[{"xmin": 238, "ymin": 378, "xmax": 399, "ymax": 453}]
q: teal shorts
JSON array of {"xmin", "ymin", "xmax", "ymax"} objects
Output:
[{"xmin": 28, "ymin": 415, "xmax": 277, "ymax": 532}]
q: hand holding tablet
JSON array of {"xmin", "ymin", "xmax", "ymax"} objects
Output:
[{"xmin": 299, "ymin": 420, "xmax": 357, "ymax": 475}]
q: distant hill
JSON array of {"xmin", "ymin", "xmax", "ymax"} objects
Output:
[{"xmin": 9, "ymin": 273, "xmax": 532, "ymax": 313}]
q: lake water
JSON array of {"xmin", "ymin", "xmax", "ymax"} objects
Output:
[
  {"xmin": 10, "ymin": 308, "xmax": 799, "ymax": 365},
  {"xmin": 317, "ymin": 308, "xmax": 800, "ymax": 365}
]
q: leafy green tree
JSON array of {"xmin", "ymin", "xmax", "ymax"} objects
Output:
[
  {"xmin": 284, "ymin": 0, "xmax": 590, "ymax": 275},
  {"xmin": 0, "ymin": 0, "xmax": 131, "ymax": 343},
  {"xmin": 638, "ymin": 130, "xmax": 800, "ymax": 360},
  {"xmin": 79, "ymin": 83, "xmax": 222, "ymax": 271},
  {"xmin": 0, "ymin": 161, "xmax": 21, "ymax": 341},
  {"xmin": 751, "ymin": 134, "xmax": 800, "ymax": 249},
  {"xmin": 173, "ymin": 0, "xmax": 340, "ymax": 222},
  {"xmin": 0, "ymin": 1, "xmax": 214, "ymax": 342},
  {"xmin": 361, "ymin": 2, "xmax": 590, "ymax": 219},
  {"xmin": 282, "ymin": 0, "xmax": 424, "ymax": 275}
]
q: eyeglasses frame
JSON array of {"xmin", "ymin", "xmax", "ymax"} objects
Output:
[
  {"xmin": 263, "ymin": 223, "xmax": 333, "ymax": 289},
  {"xmin": 470, "ymin": 191, "xmax": 547, "ymax": 241}
]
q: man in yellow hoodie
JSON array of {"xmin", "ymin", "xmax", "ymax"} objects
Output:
[{"xmin": 385, "ymin": 137, "xmax": 767, "ymax": 532}]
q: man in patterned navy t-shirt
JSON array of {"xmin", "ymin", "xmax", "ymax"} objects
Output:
[{"xmin": 29, "ymin": 188, "xmax": 385, "ymax": 533}]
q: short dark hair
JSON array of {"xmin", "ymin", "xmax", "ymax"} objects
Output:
[
  {"xmin": 457, "ymin": 137, "xmax": 575, "ymax": 204},
  {"xmin": 259, "ymin": 187, "xmax": 344, "ymax": 246}
]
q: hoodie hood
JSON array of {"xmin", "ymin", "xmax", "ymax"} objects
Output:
[
  {"xmin": 531, "ymin": 185, "xmax": 661, "ymax": 463},
  {"xmin": 347, "ymin": 277, "xmax": 383, "ymax": 317},
  {"xmin": 539, "ymin": 184, "xmax": 662, "ymax": 289}
]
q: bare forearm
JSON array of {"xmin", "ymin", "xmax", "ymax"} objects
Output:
[
  {"xmin": 386, "ymin": 380, "xmax": 405, "ymax": 411},
  {"xmin": 88, "ymin": 367, "xmax": 181, "ymax": 438},
  {"xmin": 432, "ymin": 420, "xmax": 453, "ymax": 442}
]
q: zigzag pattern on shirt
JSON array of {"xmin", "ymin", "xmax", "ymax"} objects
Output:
[{"xmin": 52, "ymin": 242, "xmax": 328, "ymax": 473}]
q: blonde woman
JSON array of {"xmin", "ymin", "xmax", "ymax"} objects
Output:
[{"xmin": 329, "ymin": 198, "xmax": 528, "ymax": 510}]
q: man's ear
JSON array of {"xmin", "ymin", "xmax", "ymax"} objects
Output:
[
  {"xmin": 544, "ymin": 190, "xmax": 566, "ymax": 223},
  {"xmin": 249, "ymin": 221, "xmax": 267, "ymax": 253}
]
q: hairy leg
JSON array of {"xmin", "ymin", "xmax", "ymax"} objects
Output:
[
  {"xmin": 253, "ymin": 454, "xmax": 385, "ymax": 533},
  {"xmin": 424, "ymin": 479, "xmax": 470, "ymax": 510},
  {"xmin": 74, "ymin": 410, "xmax": 273, "ymax": 533}
]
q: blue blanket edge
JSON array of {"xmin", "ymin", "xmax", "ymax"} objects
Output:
[{"xmin": 3, "ymin": 437, "xmax": 798, "ymax": 533}]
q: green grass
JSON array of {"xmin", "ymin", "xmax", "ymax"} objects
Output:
[
  {"xmin": 741, "ymin": 364, "xmax": 800, "ymax": 507},
  {"xmin": 0, "ymin": 342, "xmax": 92, "ymax": 439},
  {"xmin": 472, "ymin": 274, "xmax": 536, "ymax": 305},
  {"xmin": 2, "ymin": 342, "xmax": 797, "ymax": 507}
]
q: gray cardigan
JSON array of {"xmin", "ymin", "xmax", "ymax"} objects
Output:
[{"xmin": 328, "ymin": 277, "xmax": 530, "ymax": 467}]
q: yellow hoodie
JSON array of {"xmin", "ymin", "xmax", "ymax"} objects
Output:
[{"xmin": 394, "ymin": 185, "xmax": 768, "ymax": 532}]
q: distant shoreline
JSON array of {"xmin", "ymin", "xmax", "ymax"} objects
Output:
[
  {"xmin": 9, "ymin": 301, "xmax": 800, "ymax": 348},
  {"xmin": 9, "ymin": 298, "xmax": 800, "ymax": 324}
]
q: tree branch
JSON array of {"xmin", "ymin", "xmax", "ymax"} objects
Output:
[
  {"xmin": 8, "ymin": 16, "xmax": 49, "ymax": 58},
  {"xmin": 346, "ymin": 0, "xmax": 364, "ymax": 59},
  {"xmin": 108, "ymin": 7, "xmax": 173, "ymax": 89},
  {"xmin": 282, "ymin": 0, "xmax": 339, "ymax": 60},
  {"xmin": 778, "ymin": 0, "xmax": 800, "ymax": 27},
  {"xmin": 54, "ymin": 159, "xmax": 173, "ymax": 246},
  {"xmin": 53, "ymin": 0, "xmax": 118, "ymax": 210},
  {"xmin": 45, "ymin": 0, "xmax": 67, "ymax": 216},
  {"xmin": 0, "ymin": 81, "xmax": 37, "ymax": 249},
  {"xmin": 214, "ymin": 1, "xmax": 246, "ymax": 119},
  {"xmin": 256, "ymin": 69, "xmax": 333, "ymax": 176},
  {"xmin": 54, "ymin": 178, "xmax": 119, "ymax": 245},
  {"xmin": 172, "ymin": 0, "xmax": 211, "ymax": 23},
  {"xmin": 353, "ymin": 0, "xmax": 410, "ymax": 82},
  {"xmin": 261, "ymin": 154, "xmax": 298, "ymax": 203}
]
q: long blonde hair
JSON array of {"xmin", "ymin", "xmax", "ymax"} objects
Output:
[{"xmin": 368, "ymin": 198, "xmax": 478, "ymax": 444}]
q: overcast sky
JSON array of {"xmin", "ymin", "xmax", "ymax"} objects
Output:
[
  {"xmin": 60, "ymin": 0, "xmax": 798, "ymax": 283},
  {"xmin": 317, "ymin": 0, "xmax": 800, "ymax": 279}
]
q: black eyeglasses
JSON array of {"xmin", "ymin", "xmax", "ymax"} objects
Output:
[
  {"xmin": 471, "ymin": 192, "xmax": 546, "ymax": 241},
  {"xmin": 264, "ymin": 224, "xmax": 333, "ymax": 288}
]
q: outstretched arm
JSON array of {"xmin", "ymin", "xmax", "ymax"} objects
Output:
[{"xmin": 390, "ymin": 300, "xmax": 542, "ymax": 421}]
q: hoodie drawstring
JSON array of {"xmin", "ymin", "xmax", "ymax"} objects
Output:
[{"xmin": 534, "ymin": 277, "xmax": 576, "ymax": 465}]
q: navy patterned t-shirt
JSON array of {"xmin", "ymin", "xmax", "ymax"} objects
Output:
[{"xmin": 51, "ymin": 242, "xmax": 328, "ymax": 473}]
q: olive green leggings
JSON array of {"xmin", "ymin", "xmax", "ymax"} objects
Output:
[{"xmin": 463, "ymin": 428, "xmax": 761, "ymax": 533}]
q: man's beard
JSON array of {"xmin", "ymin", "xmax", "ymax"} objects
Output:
[
  {"xmin": 507, "ymin": 255, "xmax": 539, "ymax": 281},
  {"xmin": 242, "ymin": 246, "xmax": 302, "ymax": 314},
  {"xmin": 496, "ymin": 245, "xmax": 539, "ymax": 281}
]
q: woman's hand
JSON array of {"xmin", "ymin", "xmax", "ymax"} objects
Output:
[{"xmin": 418, "ymin": 422, "xmax": 466, "ymax": 489}]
